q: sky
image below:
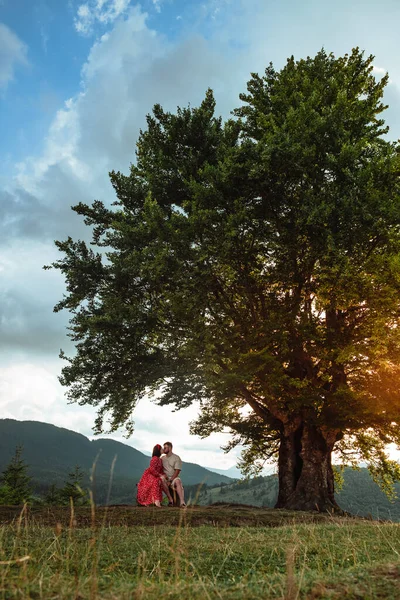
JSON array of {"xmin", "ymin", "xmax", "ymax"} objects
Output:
[{"xmin": 1, "ymin": 0, "xmax": 400, "ymax": 473}]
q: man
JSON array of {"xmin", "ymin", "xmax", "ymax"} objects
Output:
[{"xmin": 161, "ymin": 441, "xmax": 186, "ymax": 507}]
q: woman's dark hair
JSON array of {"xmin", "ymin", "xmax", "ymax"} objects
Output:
[{"xmin": 152, "ymin": 444, "xmax": 161, "ymax": 457}]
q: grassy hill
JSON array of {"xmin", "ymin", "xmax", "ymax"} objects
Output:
[
  {"xmin": 0, "ymin": 419, "xmax": 233, "ymax": 503},
  {"xmin": 191, "ymin": 469, "xmax": 400, "ymax": 521}
]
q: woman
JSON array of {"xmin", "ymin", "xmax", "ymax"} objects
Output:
[{"xmin": 136, "ymin": 444, "xmax": 165, "ymax": 507}]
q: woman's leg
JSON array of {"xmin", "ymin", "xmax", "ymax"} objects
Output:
[
  {"xmin": 151, "ymin": 477, "xmax": 164, "ymax": 506},
  {"xmin": 161, "ymin": 478, "xmax": 174, "ymax": 503}
]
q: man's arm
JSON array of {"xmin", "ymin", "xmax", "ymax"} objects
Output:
[
  {"xmin": 170, "ymin": 469, "xmax": 181, "ymax": 483},
  {"xmin": 170, "ymin": 455, "xmax": 183, "ymax": 482}
]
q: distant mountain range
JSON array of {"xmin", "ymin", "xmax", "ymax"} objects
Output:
[
  {"xmin": 0, "ymin": 419, "xmax": 233, "ymax": 504},
  {"xmin": 207, "ymin": 466, "xmax": 242, "ymax": 479}
]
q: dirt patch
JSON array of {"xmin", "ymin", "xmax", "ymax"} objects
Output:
[
  {"xmin": 373, "ymin": 563, "xmax": 400, "ymax": 580},
  {"xmin": 0, "ymin": 504, "xmax": 366, "ymax": 528},
  {"xmin": 308, "ymin": 563, "xmax": 400, "ymax": 599}
]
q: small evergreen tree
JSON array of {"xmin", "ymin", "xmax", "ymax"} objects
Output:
[
  {"xmin": 44, "ymin": 483, "xmax": 62, "ymax": 505},
  {"xmin": 60, "ymin": 466, "xmax": 89, "ymax": 506},
  {"xmin": 0, "ymin": 445, "xmax": 33, "ymax": 505}
]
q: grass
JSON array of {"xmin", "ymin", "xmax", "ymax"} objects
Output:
[{"xmin": 0, "ymin": 505, "xmax": 399, "ymax": 599}]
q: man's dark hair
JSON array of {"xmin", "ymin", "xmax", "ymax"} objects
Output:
[{"xmin": 164, "ymin": 441, "xmax": 173, "ymax": 449}]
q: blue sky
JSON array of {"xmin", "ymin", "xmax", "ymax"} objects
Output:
[
  {"xmin": 0, "ymin": 0, "xmax": 190, "ymax": 173},
  {"xmin": 1, "ymin": 0, "xmax": 400, "ymax": 470}
]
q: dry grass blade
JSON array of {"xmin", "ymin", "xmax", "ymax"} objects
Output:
[
  {"xmin": 284, "ymin": 545, "xmax": 298, "ymax": 600},
  {"xmin": 0, "ymin": 555, "xmax": 30, "ymax": 565}
]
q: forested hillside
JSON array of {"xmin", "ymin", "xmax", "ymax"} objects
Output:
[
  {"xmin": 1, "ymin": 419, "xmax": 399, "ymax": 518},
  {"xmin": 0, "ymin": 419, "xmax": 232, "ymax": 503},
  {"xmin": 192, "ymin": 470, "xmax": 400, "ymax": 521}
]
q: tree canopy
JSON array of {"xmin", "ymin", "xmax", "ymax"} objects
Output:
[{"xmin": 47, "ymin": 48, "xmax": 400, "ymax": 511}]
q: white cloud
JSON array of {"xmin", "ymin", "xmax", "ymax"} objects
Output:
[
  {"xmin": 0, "ymin": 361, "xmax": 98, "ymax": 435},
  {"xmin": 152, "ymin": 0, "xmax": 162, "ymax": 13},
  {"xmin": 74, "ymin": 0, "xmax": 132, "ymax": 35},
  {"xmin": 40, "ymin": 26, "xmax": 49, "ymax": 54},
  {"xmin": 372, "ymin": 65, "xmax": 395, "ymax": 85},
  {"xmin": 15, "ymin": 96, "xmax": 83, "ymax": 193},
  {"xmin": 0, "ymin": 22, "xmax": 28, "ymax": 91},
  {"xmin": 0, "ymin": 358, "xmax": 240, "ymax": 469},
  {"xmin": 373, "ymin": 65, "xmax": 386, "ymax": 74}
]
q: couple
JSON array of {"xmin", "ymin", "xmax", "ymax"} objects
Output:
[{"xmin": 137, "ymin": 441, "xmax": 186, "ymax": 508}]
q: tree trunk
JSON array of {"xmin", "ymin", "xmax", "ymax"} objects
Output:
[
  {"xmin": 275, "ymin": 424, "xmax": 303, "ymax": 508},
  {"xmin": 275, "ymin": 422, "xmax": 341, "ymax": 513}
]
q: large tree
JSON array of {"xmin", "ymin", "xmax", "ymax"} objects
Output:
[{"xmin": 47, "ymin": 49, "xmax": 400, "ymax": 512}]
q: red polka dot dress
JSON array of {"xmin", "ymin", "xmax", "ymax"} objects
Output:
[{"xmin": 137, "ymin": 456, "xmax": 163, "ymax": 506}]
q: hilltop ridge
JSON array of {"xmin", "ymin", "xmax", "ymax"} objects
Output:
[{"xmin": 0, "ymin": 418, "xmax": 233, "ymax": 503}]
